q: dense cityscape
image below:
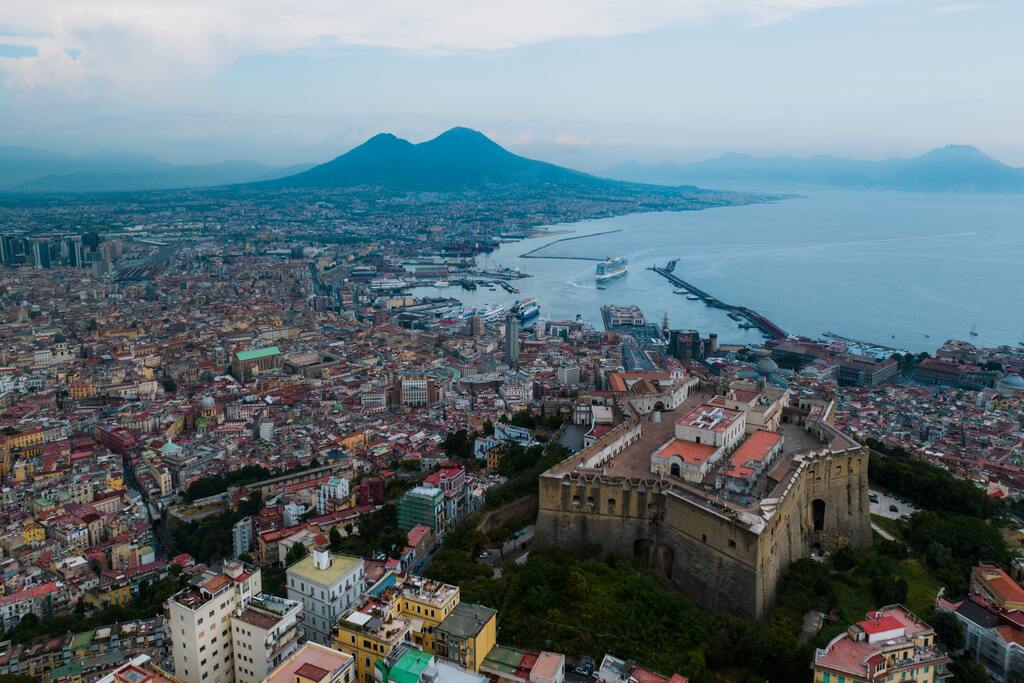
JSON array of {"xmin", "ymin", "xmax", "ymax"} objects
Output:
[
  {"xmin": 1, "ymin": 1, "xmax": 1023, "ymax": 681},
  {"xmin": 0, "ymin": 199, "xmax": 1020, "ymax": 683}
]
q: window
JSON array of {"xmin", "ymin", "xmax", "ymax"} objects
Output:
[{"xmin": 728, "ymin": 540, "xmax": 736, "ymax": 549}]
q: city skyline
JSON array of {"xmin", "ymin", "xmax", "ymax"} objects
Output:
[{"xmin": 1, "ymin": 0, "xmax": 1022, "ymax": 168}]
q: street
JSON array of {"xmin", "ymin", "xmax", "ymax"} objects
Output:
[{"xmin": 477, "ymin": 525, "xmax": 535, "ymax": 577}]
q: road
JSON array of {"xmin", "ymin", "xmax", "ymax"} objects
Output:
[
  {"xmin": 869, "ymin": 489, "xmax": 919, "ymax": 520},
  {"xmin": 477, "ymin": 525, "xmax": 535, "ymax": 577},
  {"xmin": 871, "ymin": 522, "xmax": 897, "ymax": 543}
]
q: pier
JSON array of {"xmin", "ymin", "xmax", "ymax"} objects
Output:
[
  {"xmin": 649, "ymin": 263, "xmax": 788, "ymax": 340},
  {"xmin": 520, "ymin": 229, "xmax": 622, "ymax": 260}
]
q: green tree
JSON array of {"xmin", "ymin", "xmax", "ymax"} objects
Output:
[
  {"xmin": 329, "ymin": 527, "xmax": 344, "ymax": 551},
  {"xmin": 285, "ymin": 541, "xmax": 308, "ymax": 566},
  {"xmin": 948, "ymin": 658, "xmax": 992, "ymax": 683}
]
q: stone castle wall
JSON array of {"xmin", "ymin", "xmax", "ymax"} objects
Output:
[{"xmin": 534, "ymin": 446, "xmax": 871, "ymax": 619}]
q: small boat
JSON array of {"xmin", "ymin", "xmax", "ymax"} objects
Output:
[
  {"xmin": 686, "ymin": 295, "xmax": 700, "ymax": 301},
  {"xmin": 674, "ymin": 289, "xmax": 687, "ymax": 295},
  {"xmin": 969, "ymin": 323, "xmax": 979, "ymax": 337},
  {"xmin": 596, "ymin": 285, "xmax": 607, "ymax": 290}
]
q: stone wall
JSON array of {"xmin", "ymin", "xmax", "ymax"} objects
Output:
[{"xmin": 534, "ymin": 445, "xmax": 871, "ymax": 619}]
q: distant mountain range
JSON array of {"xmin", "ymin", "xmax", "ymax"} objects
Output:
[
  {"xmin": 260, "ymin": 126, "xmax": 624, "ymax": 192},
  {"xmin": 0, "ymin": 147, "xmax": 313, "ymax": 192},
  {"xmin": 605, "ymin": 145, "xmax": 1024, "ymax": 193}
]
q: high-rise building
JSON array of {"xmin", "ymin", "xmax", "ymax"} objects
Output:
[
  {"xmin": 470, "ymin": 315, "xmax": 485, "ymax": 337},
  {"xmin": 32, "ymin": 240, "xmax": 51, "ymax": 269},
  {"xmin": 230, "ymin": 594, "xmax": 304, "ymax": 683},
  {"xmin": 0, "ymin": 235, "xmax": 16, "ymax": 264},
  {"xmin": 83, "ymin": 231, "xmax": 100, "ymax": 251},
  {"xmin": 166, "ymin": 560, "xmax": 303, "ymax": 683},
  {"xmin": 286, "ymin": 549, "xmax": 365, "ymax": 645},
  {"xmin": 504, "ymin": 314, "xmax": 519, "ymax": 365},
  {"xmin": 232, "ymin": 517, "xmax": 253, "ymax": 557},
  {"xmin": 65, "ymin": 237, "xmax": 85, "ymax": 267}
]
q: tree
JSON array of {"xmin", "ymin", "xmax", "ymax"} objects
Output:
[
  {"xmin": 329, "ymin": 527, "xmax": 344, "ymax": 551},
  {"xmin": 285, "ymin": 541, "xmax": 308, "ymax": 566},
  {"xmin": 928, "ymin": 608, "xmax": 964, "ymax": 652},
  {"xmin": 948, "ymin": 658, "xmax": 992, "ymax": 683}
]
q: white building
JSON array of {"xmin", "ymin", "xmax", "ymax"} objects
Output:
[
  {"xmin": 230, "ymin": 593, "xmax": 303, "ymax": 683},
  {"xmin": 317, "ymin": 477, "xmax": 351, "ymax": 515},
  {"xmin": 674, "ymin": 403, "xmax": 746, "ymax": 450},
  {"xmin": 166, "ymin": 560, "xmax": 261, "ymax": 683},
  {"xmin": 286, "ymin": 549, "xmax": 365, "ymax": 645},
  {"xmin": 232, "ymin": 517, "xmax": 253, "ymax": 557}
]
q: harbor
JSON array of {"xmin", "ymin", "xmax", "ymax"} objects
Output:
[
  {"xmin": 519, "ymin": 229, "xmax": 623, "ymax": 260},
  {"xmin": 649, "ymin": 261, "xmax": 788, "ymax": 340}
]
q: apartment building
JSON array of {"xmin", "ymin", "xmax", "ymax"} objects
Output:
[
  {"xmin": 166, "ymin": 560, "xmax": 261, "ymax": 683},
  {"xmin": 230, "ymin": 593, "xmax": 303, "ymax": 683}
]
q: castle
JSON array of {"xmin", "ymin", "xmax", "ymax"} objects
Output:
[{"xmin": 535, "ymin": 370, "xmax": 871, "ymax": 619}]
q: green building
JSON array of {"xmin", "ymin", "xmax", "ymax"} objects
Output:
[
  {"xmin": 377, "ymin": 648, "xmax": 434, "ymax": 683},
  {"xmin": 396, "ymin": 486, "xmax": 444, "ymax": 532}
]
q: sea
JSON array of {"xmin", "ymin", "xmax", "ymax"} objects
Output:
[{"xmin": 413, "ymin": 189, "xmax": 1024, "ymax": 353}]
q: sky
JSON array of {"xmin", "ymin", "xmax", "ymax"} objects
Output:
[{"xmin": 0, "ymin": 0, "xmax": 1022, "ymax": 170}]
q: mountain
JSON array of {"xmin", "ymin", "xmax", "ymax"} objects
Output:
[
  {"xmin": 0, "ymin": 147, "xmax": 310, "ymax": 192},
  {"xmin": 263, "ymin": 127, "xmax": 624, "ymax": 191},
  {"xmin": 605, "ymin": 145, "xmax": 1024, "ymax": 193}
]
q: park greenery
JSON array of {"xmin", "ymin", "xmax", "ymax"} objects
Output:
[
  {"xmin": 866, "ymin": 438, "xmax": 996, "ymax": 518},
  {"xmin": 420, "ymin": 440, "xmax": 1017, "ymax": 682}
]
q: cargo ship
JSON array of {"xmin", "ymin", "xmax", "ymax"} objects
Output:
[
  {"xmin": 595, "ymin": 257, "xmax": 628, "ymax": 282},
  {"xmin": 512, "ymin": 298, "xmax": 540, "ymax": 321}
]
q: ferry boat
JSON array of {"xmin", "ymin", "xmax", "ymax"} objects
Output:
[
  {"xmin": 460, "ymin": 303, "xmax": 506, "ymax": 320},
  {"xmin": 595, "ymin": 256, "xmax": 628, "ymax": 282},
  {"xmin": 512, "ymin": 298, "xmax": 540, "ymax": 321},
  {"xmin": 433, "ymin": 280, "xmax": 450, "ymax": 287}
]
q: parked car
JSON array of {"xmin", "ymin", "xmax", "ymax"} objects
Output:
[
  {"xmin": 574, "ymin": 658, "xmax": 595, "ymax": 676},
  {"xmin": 889, "ymin": 504, "xmax": 899, "ymax": 513},
  {"xmin": 478, "ymin": 551, "xmax": 490, "ymax": 559}
]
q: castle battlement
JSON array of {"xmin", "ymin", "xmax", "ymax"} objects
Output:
[{"xmin": 535, "ymin": 388, "xmax": 871, "ymax": 619}]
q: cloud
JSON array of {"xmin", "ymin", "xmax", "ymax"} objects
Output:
[{"xmin": 0, "ymin": 0, "xmax": 870, "ymax": 98}]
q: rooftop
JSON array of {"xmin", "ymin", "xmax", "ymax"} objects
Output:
[
  {"xmin": 652, "ymin": 439, "xmax": 718, "ymax": 465},
  {"xmin": 287, "ymin": 552, "xmax": 362, "ymax": 587},
  {"xmin": 267, "ymin": 643, "xmax": 353, "ymax": 683},
  {"xmin": 236, "ymin": 346, "xmax": 281, "ymax": 362},
  {"xmin": 437, "ymin": 602, "xmax": 496, "ymax": 639}
]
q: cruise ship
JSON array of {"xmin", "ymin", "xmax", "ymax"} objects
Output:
[
  {"xmin": 511, "ymin": 298, "xmax": 540, "ymax": 321},
  {"xmin": 595, "ymin": 257, "xmax": 628, "ymax": 282}
]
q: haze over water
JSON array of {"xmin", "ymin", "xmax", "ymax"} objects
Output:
[{"xmin": 419, "ymin": 190, "xmax": 1024, "ymax": 353}]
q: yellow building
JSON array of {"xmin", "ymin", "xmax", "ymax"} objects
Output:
[
  {"xmin": 340, "ymin": 431, "xmax": 367, "ymax": 451},
  {"xmin": 432, "ymin": 603, "xmax": 497, "ymax": 673},
  {"xmin": 812, "ymin": 605, "xmax": 950, "ymax": 683},
  {"xmin": 85, "ymin": 582, "xmax": 132, "ymax": 608},
  {"xmin": 22, "ymin": 522, "xmax": 45, "ymax": 544},
  {"xmin": 8, "ymin": 427, "xmax": 43, "ymax": 450},
  {"xmin": 334, "ymin": 600, "xmax": 413, "ymax": 683},
  {"xmin": 365, "ymin": 571, "xmax": 460, "ymax": 652}
]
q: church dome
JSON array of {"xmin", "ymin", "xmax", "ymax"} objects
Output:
[
  {"xmin": 757, "ymin": 358, "xmax": 779, "ymax": 376},
  {"xmin": 200, "ymin": 395, "xmax": 216, "ymax": 410}
]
